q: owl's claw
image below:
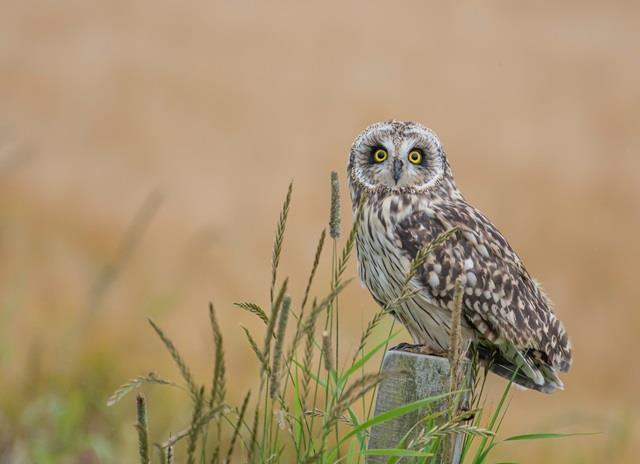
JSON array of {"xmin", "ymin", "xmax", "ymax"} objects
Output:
[
  {"xmin": 390, "ymin": 342, "xmax": 420, "ymax": 352},
  {"xmin": 390, "ymin": 343, "xmax": 448, "ymax": 358}
]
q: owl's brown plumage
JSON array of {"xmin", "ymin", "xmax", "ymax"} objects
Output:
[{"xmin": 348, "ymin": 120, "xmax": 572, "ymax": 393}]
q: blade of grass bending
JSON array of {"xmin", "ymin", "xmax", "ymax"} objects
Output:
[
  {"xmin": 107, "ymin": 372, "xmax": 177, "ymax": 407},
  {"xmin": 504, "ymin": 432, "xmax": 599, "ymax": 441},
  {"xmin": 147, "ymin": 318, "xmax": 199, "ymax": 400},
  {"xmin": 270, "ymin": 181, "xmax": 293, "ymax": 304},
  {"xmin": 234, "ymin": 302, "xmax": 269, "ymax": 324},
  {"xmin": 477, "ymin": 431, "xmax": 597, "ymax": 462}
]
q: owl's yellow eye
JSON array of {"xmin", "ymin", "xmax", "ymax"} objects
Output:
[
  {"xmin": 372, "ymin": 148, "xmax": 388, "ymax": 163},
  {"xmin": 408, "ymin": 150, "xmax": 423, "ymax": 165}
]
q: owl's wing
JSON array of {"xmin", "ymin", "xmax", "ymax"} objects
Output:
[{"xmin": 395, "ymin": 200, "xmax": 572, "ymax": 375}]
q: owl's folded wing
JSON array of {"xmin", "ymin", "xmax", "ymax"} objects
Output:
[{"xmin": 395, "ymin": 200, "xmax": 572, "ymax": 373}]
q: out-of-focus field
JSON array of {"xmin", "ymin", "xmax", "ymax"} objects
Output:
[{"xmin": 1, "ymin": 1, "xmax": 638, "ymax": 462}]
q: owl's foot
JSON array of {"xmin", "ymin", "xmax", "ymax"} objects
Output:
[{"xmin": 390, "ymin": 343, "xmax": 448, "ymax": 358}]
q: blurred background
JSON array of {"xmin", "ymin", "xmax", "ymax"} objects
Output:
[{"xmin": 1, "ymin": 1, "xmax": 638, "ymax": 462}]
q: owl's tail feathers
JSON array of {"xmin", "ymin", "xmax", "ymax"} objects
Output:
[{"xmin": 475, "ymin": 343, "xmax": 564, "ymax": 394}]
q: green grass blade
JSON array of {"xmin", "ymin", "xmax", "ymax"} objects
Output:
[
  {"xmin": 476, "ymin": 431, "xmax": 597, "ymax": 463},
  {"xmin": 337, "ymin": 392, "xmax": 456, "ymax": 447},
  {"xmin": 345, "ymin": 407, "xmax": 365, "ymax": 453},
  {"xmin": 339, "ymin": 332, "xmax": 399, "ymax": 386},
  {"xmin": 472, "ymin": 374, "xmax": 515, "ymax": 464},
  {"xmin": 504, "ymin": 432, "xmax": 598, "ymax": 441}
]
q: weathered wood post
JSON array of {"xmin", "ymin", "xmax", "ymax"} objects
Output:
[{"xmin": 367, "ymin": 350, "xmax": 472, "ymax": 464}]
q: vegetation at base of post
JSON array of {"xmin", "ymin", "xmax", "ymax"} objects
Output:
[{"xmin": 107, "ymin": 174, "xmax": 587, "ymax": 463}]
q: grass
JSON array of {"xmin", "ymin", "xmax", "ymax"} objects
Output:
[{"xmin": 107, "ymin": 173, "xmax": 586, "ymax": 463}]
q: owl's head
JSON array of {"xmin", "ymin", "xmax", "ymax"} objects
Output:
[{"xmin": 348, "ymin": 120, "xmax": 453, "ymax": 196}]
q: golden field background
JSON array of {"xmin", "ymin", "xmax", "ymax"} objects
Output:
[{"xmin": 1, "ymin": 1, "xmax": 639, "ymax": 462}]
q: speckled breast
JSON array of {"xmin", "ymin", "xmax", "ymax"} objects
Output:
[{"xmin": 354, "ymin": 194, "xmax": 413, "ymax": 307}]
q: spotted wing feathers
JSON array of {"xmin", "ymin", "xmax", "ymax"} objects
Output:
[{"xmin": 396, "ymin": 199, "xmax": 572, "ymax": 391}]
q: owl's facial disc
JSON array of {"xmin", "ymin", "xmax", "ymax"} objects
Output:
[
  {"xmin": 366, "ymin": 147, "xmax": 422, "ymax": 188},
  {"xmin": 349, "ymin": 121, "xmax": 446, "ymax": 193}
]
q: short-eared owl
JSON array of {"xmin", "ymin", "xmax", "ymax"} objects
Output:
[{"xmin": 348, "ymin": 120, "xmax": 571, "ymax": 393}]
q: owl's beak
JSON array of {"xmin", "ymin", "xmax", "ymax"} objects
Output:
[{"xmin": 392, "ymin": 159, "xmax": 403, "ymax": 183}]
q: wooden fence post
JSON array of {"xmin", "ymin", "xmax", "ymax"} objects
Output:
[{"xmin": 367, "ymin": 350, "xmax": 472, "ymax": 464}]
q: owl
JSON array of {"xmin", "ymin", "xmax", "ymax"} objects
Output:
[{"xmin": 347, "ymin": 120, "xmax": 572, "ymax": 393}]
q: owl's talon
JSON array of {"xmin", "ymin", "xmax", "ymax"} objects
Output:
[
  {"xmin": 391, "ymin": 343, "xmax": 448, "ymax": 358},
  {"xmin": 390, "ymin": 342, "xmax": 420, "ymax": 352}
]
